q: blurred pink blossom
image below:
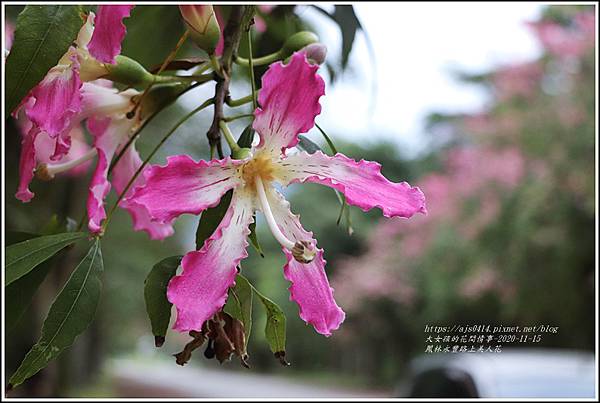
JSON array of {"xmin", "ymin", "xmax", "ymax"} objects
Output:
[
  {"xmin": 5, "ymin": 20, "xmax": 14, "ymax": 52},
  {"xmin": 528, "ymin": 12, "xmax": 596, "ymax": 58},
  {"xmin": 254, "ymin": 4, "xmax": 276, "ymax": 32},
  {"xmin": 492, "ymin": 61, "xmax": 543, "ymax": 101},
  {"xmin": 334, "ymin": 145, "xmax": 525, "ymax": 308}
]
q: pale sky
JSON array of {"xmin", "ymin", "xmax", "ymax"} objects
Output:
[{"xmin": 298, "ymin": 3, "xmax": 545, "ymax": 156}]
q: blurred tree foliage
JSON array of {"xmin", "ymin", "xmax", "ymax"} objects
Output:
[{"xmin": 326, "ymin": 4, "xmax": 596, "ymax": 386}]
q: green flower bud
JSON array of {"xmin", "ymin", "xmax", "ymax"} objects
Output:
[
  {"xmin": 103, "ymin": 55, "xmax": 154, "ymax": 87},
  {"xmin": 280, "ymin": 31, "xmax": 319, "ymax": 59},
  {"xmin": 179, "ymin": 5, "xmax": 221, "ymax": 55}
]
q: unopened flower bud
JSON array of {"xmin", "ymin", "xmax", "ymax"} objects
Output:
[
  {"xmin": 179, "ymin": 5, "xmax": 221, "ymax": 55},
  {"xmin": 280, "ymin": 31, "xmax": 319, "ymax": 59},
  {"xmin": 301, "ymin": 43, "xmax": 327, "ymax": 65},
  {"xmin": 103, "ymin": 55, "xmax": 154, "ymax": 87}
]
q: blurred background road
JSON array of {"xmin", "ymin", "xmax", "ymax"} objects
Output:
[{"xmin": 108, "ymin": 357, "xmax": 386, "ymax": 398}]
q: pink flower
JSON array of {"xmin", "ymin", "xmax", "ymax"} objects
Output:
[
  {"xmin": 527, "ymin": 14, "xmax": 595, "ymax": 59},
  {"xmin": 127, "ymin": 53, "xmax": 427, "ymax": 336},
  {"xmin": 79, "ymin": 83, "xmax": 174, "ymax": 239},
  {"xmin": 5, "ymin": 20, "xmax": 14, "ymax": 53},
  {"xmin": 492, "ymin": 61, "xmax": 543, "ymax": 101},
  {"xmin": 15, "ymin": 79, "xmax": 173, "ymax": 240},
  {"xmin": 15, "ymin": 6, "xmax": 133, "ymax": 167},
  {"xmin": 254, "ymin": 5, "xmax": 276, "ymax": 33},
  {"xmin": 88, "ymin": 5, "xmax": 133, "ymax": 64}
]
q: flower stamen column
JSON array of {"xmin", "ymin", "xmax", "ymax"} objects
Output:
[
  {"xmin": 36, "ymin": 149, "xmax": 97, "ymax": 180},
  {"xmin": 255, "ymin": 176, "xmax": 316, "ymax": 263}
]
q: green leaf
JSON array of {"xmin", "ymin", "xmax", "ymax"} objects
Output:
[
  {"xmin": 311, "ymin": 5, "xmax": 363, "ymax": 69},
  {"xmin": 6, "ymin": 222, "xmax": 80, "ymax": 331},
  {"xmin": 6, "ymin": 264, "xmax": 53, "ymax": 332},
  {"xmin": 144, "ymin": 255, "xmax": 182, "ymax": 347},
  {"xmin": 251, "ymin": 285, "xmax": 287, "ymax": 362},
  {"xmin": 195, "ymin": 190, "xmax": 233, "ymax": 250},
  {"xmin": 223, "ymin": 274, "xmax": 253, "ymax": 344},
  {"xmin": 8, "ymin": 239, "xmax": 103, "ymax": 388},
  {"xmin": 5, "ymin": 232, "xmax": 87, "ymax": 286},
  {"xmin": 5, "ymin": 5, "xmax": 84, "ymax": 117},
  {"xmin": 121, "ymin": 6, "xmax": 185, "ymax": 68},
  {"xmin": 6, "ymin": 231, "xmax": 39, "ymax": 246},
  {"xmin": 6, "ymin": 231, "xmax": 48, "ymax": 331},
  {"xmin": 297, "ymin": 135, "xmax": 321, "ymax": 154},
  {"xmin": 248, "ymin": 220, "xmax": 264, "ymax": 257},
  {"xmin": 334, "ymin": 5, "xmax": 362, "ymax": 69},
  {"xmin": 237, "ymin": 125, "xmax": 256, "ymax": 148}
]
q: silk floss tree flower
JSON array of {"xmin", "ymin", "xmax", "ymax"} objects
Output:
[
  {"xmin": 15, "ymin": 5, "xmax": 134, "ymax": 202},
  {"xmin": 127, "ymin": 52, "xmax": 427, "ymax": 336},
  {"xmin": 14, "ymin": 4, "xmax": 173, "ymax": 240},
  {"xmin": 83, "ymin": 82, "xmax": 175, "ymax": 240},
  {"xmin": 17, "ymin": 78, "xmax": 174, "ymax": 240}
]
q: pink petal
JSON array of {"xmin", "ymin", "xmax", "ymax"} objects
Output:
[
  {"xmin": 253, "ymin": 52, "xmax": 325, "ymax": 155},
  {"xmin": 167, "ymin": 189, "xmax": 254, "ymax": 332},
  {"xmin": 87, "ymin": 5, "xmax": 134, "ymax": 64},
  {"xmin": 5, "ymin": 20, "xmax": 14, "ymax": 51},
  {"xmin": 25, "ymin": 63, "xmax": 82, "ymax": 137},
  {"xmin": 62, "ymin": 126, "xmax": 93, "ymax": 176},
  {"xmin": 113, "ymin": 144, "xmax": 175, "ymax": 240},
  {"xmin": 127, "ymin": 155, "xmax": 242, "ymax": 224},
  {"xmin": 51, "ymin": 129, "xmax": 73, "ymax": 162},
  {"xmin": 87, "ymin": 117, "xmax": 132, "ymax": 233},
  {"xmin": 33, "ymin": 125, "xmax": 91, "ymax": 175},
  {"xmin": 16, "ymin": 126, "xmax": 41, "ymax": 203},
  {"xmin": 214, "ymin": 7, "xmax": 224, "ymax": 56},
  {"xmin": 266, "ymin": 188, "xmax": 345, "ymax": 336},
  {"xmin": 279, "ymin": 151, "xmax": 427, "ymax": 218},
  {"xmin": 254, "ymin": 15, "xmax": 267, "ymax": 33},
  {"xmin": 80, "ymin": 81, "xmax": 136, "ymax": 118}
]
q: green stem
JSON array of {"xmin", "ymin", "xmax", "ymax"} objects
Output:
[
  {"xmin": 315, "ymin": 123, "xmax": 338, "ymax": 154},
  {"xmin": 219, "ymin": 120, "xmax": 241, "ymax": 152},
  {"xmin": 226, "ymin": 93, "xmax": 256, "ymax": 107},
  {"xmin": 194, "ymin": 62, "xmax": 212, "ymax": 74},
  {"xmin": 155, "ymin": 73, "xmax": 214, "ymax": 84},
  {"xmin": 223, "ymin": 113, "xmax": 254, "ymax": 122},
  {"xmin": 235, "ymin": 51, "xmax": 281, "ymax": 67},
  {"xmin": 101, "ymin": 98, "xmax": 214, "ymax": 234},
  {"xmin": 210, "ymin": 54, "xmax": 222, "ymax": 77},
  {"xmin": 75, "ymin": 208, "xmax": 88, "ymax": 232},
  {"xmin": 314, "ymin": 123, "xmax": 353, "ymax": 233}
]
